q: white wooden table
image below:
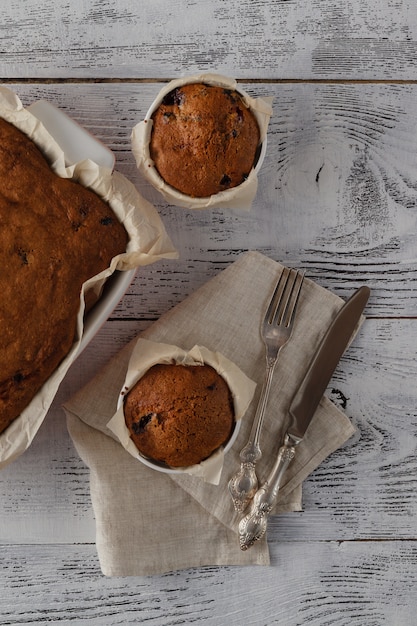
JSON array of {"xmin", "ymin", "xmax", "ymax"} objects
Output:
[{"xmin": 1, "ymin": 1, "xmax": 417, "ymax": 624}]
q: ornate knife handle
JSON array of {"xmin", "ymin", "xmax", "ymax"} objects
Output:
[{"xmin": 238, "ymin": 433, "xmax": 301, "ymax": 550}]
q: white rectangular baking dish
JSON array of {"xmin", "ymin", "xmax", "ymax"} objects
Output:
[
  {"xmin": 0, "ymin": 87, "xmax": 177, "ymax": 469},
  {"xmin": 28, "ymin": 99, "xmax": 137, "ymax": 354}
]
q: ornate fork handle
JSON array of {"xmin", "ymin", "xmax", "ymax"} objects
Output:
[
  {"xmin": 238, "ymin": 433, "xmax": 301, "ymax": 550},
  {"xmin": 228, "ymin": 355, "xmax": 277, "ymax": 512},
  {"xmin": 228, "ymin": 268, "xmax": 304, "ymax": 513}
]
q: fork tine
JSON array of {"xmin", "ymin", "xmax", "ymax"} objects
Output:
[
  {"xmin": 268, "ymin": 269, "xmax": 304, "ymax": 327},
  {"xmin": 264, "ymin": 267, "xmax": 290, "ymax": 325},
  {"xmin": 272, "ymin": 269, "xmax": 295, "ymax": 326},
  {"xmin": 276, "ymin": 270, "xmax": 305, "ymax": 328}
]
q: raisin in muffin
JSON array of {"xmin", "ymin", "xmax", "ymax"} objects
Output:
[
  {"xmin": 149, "ymin": 83, "xmax": 260, "ymax": 198},
  {"xmin": 124, "ymin": 363, "xmax": 235, "ymax": 467}
]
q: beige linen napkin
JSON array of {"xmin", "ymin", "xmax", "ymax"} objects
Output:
[{"xmin": 64, "ymin": 251, "xmax": 358, "ymax": 576}]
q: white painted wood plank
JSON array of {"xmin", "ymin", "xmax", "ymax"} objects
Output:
[
  {"xmin": 0, "ymin": 83, "xmax": 416, "ymax": 546},
  {"xmin": 0, "ymin": 318, "xmax": 416, "ymax": 545},
  {"xmin": 0, "ymin": 541, "xmax": 415, "ymax": 625},
  {"xmin": 1, "ymin": 0, "xmax": 417, "ymax": 79},
  {"xmin": 6, "ymin": 82, "xmax": 417, "ymax": 315}
]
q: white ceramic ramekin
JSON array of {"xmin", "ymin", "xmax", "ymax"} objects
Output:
[{"xmin": 131, "ymin": 73, "xmax": 272, "ymax": 211}]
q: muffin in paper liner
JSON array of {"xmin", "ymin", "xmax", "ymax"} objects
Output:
[
  {"xmin": 107, "ymin": 339, "xmax": 257, "ymax": 485},
  {"xmin": 131, "ymin": 73, "xmax": 273, "ymax": 211},
  {"xmin": 0, "ymin": 87, "xmax": 178, "ymax": 469}
]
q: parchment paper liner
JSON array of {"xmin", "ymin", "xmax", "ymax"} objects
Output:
[
  {"xmin": 0, "ymin": 86, "xmax": 178, "ymax": 468},
  {"xmin": 107, "ymin": 339, "xmax": 257, "ymax": 485},
  {"xmin": 131, "ymin": 73, "xmax": 273, "ymax": 211}
]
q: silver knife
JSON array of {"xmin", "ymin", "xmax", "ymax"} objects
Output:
[{"xmin": 238, "ymin": 285, "xmax": 370, "ymax": 550}]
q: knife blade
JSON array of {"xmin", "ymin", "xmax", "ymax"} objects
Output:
[
  {"xmin": 238, "ymin": 285, "xmax": 370, "ymax": 550},
  {"xmin": 288, "ymin": 284, "xmax": 370, "ymax": 440}
]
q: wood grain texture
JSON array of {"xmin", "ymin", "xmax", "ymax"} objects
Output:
[
  {"xmin": 0, "ymin": 0, "xmax": 417, "ymax": 80},
  {"xmin": 0, "ymin": 541, "xmax": 416, "ymax": 625}
]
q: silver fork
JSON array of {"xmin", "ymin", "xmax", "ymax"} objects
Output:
[{"xmin": 228, "ymin": 267, "xmax": 305, "ymax": 513}]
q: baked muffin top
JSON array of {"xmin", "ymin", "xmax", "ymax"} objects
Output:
[
  {"xmin": 149, "ymin": 83, "xmax": 260, "ymax": 198},
  {"xmin": 124, "ymin": 363, "xmax": 235, "ymax": 467}
]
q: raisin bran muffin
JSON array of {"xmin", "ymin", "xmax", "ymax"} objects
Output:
[
  {"xmin": 124, "ymin": 363, "xmax": 235, "ymax": 467},
  {"xmin": 149, "ymin": 83, "xmax": 260, "ymax": 198},
  {"xmin": 0, "ymin": 117, "xmax": 128, "ymax": 434}
]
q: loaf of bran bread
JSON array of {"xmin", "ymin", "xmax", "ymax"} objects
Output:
[{"xmin": 0, "ymin": 117, "xmax": 128, "ymax": 434}]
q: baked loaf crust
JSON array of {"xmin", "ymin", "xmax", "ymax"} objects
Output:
[
  {"xmin": 0, "ymin": 117, "xmax": 128, "ymax": 434},
  {"xmin": 149, "ymin": 83, "xmax": 260, "ymax": 198},
  {"xmin": 124, "ymin": 363, "xmax": 235, "ymax": 467}
]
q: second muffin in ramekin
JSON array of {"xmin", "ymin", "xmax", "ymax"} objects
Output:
[
  {"xmin": 107, "ymin": 339, "xmax": 257, "ymax": 484},
  {"xmin": 132, "ymin": 73, "xmax": 272, "ymax": 210},
  {"xmin": 123, "ymin": 362, "xmax": 235, "ymax": 468}
]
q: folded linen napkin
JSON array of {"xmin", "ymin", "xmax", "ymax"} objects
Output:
[{"xmin": 64, "ymin": 251, "xmax": 358, "ymax": 576}]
